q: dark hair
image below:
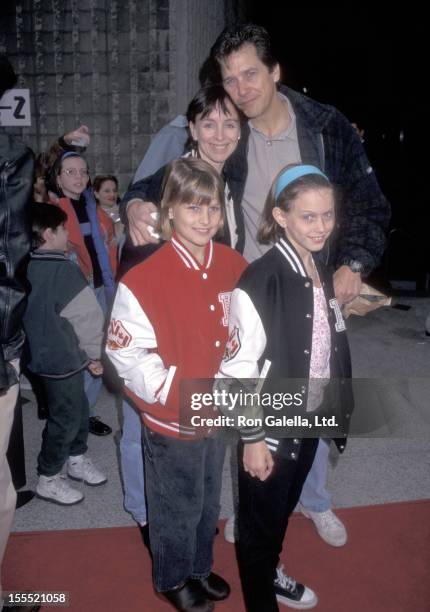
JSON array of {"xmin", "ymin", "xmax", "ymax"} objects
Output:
[
  {"xmin": 45, "ymin": 151, "xmax": 89, "ymax": 197},
  {"xmin": 210, "ymin": 23, "xmax": 278, "ymax": 72},
  {"xmin": 186, "ymin": 84, "xmax": 239, "ymax": 124},
  {"xmin": 185, "ymin": 84, "xmax": 242, "ymax": 153},
  {"xmin": 258, "ymin": 164, "xmax": 334, "ymax": 244},
  {"xmin": 31, "ymin": 203, "xmax": 67, "ymax": 248},
  {"xmin": 158, "ymin": 158, "xmax": 225, "ymax": 240},
  {"xmin": 198, "ymin": 56, "xmax": 222, "ymax": 87},
  {"xmin": 93, "ymin": 174, "xmax": 118, "ymax": 196}
]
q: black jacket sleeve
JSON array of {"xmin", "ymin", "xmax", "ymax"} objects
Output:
[{"xmin": 119, "ymin": 165, "xmax": 166, "ymax": 225}]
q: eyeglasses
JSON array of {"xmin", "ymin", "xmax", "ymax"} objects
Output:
[{"xmin": 61, "ymin": 168, "xmax": 89, "ymax": 177}]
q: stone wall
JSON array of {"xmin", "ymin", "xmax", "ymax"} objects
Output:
[{"xmin": 0, "ymin": 0, "xmax": 230, "ymax": 189}]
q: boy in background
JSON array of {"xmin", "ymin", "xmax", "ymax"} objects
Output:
[{"xmin": 23, "ymin": 203, "xmax": 107, "ymax": 505}]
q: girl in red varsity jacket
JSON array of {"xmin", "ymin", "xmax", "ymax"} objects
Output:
[{"xmin": 106, "ymin": 158, "xmax": 246, "ymax": 610}]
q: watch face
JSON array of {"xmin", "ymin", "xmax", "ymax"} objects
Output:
[{"xmin": 349, "ymin": 260, "xmax": 363, "ymax": 273}]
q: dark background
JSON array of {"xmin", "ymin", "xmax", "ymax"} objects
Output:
[{"xmin": 240, "ymin": 3, "xmax": 426, "ymax": 289}]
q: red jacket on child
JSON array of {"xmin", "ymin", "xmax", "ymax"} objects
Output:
[
  {"xmin": 56, "ymin": 196, "xmax": 117, "ymax": 283},
  {"xmin": 106, "ymin": 235, "xmax": 247, "ymax": 438}
]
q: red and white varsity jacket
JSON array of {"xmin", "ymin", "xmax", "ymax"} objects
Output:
[{"xmin": 106, "ymin": 235, "xmax": 247, "ymax": 438}]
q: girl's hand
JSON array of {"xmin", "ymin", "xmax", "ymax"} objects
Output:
[{"xmin": 243, "ymin": 441, "xmax": 274, "ymax": 481}]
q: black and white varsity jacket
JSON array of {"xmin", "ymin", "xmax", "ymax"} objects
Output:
[{"xmin": 217, "ymin": 236, "xmax": 353, "ymax": 460}]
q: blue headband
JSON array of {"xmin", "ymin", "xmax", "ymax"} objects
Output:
[
  {"xmin": 274, "ymin": 165, "xmax": 328, "ymax": 200},
  {"xmin": 61, "ymin": 151, "xmax": 83, "ymax": 161}
]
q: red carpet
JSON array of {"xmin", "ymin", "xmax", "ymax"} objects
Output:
[{"xmin": 3, "ymin": 500, "xmax": 430, "ymax": 611}]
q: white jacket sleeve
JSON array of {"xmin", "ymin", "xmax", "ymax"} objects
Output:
[
  {"xmin": 215, "ymin": 288, "xmax": 269, "ymax": 443},
  {"xmin": 106, "ymin": 282, "xmax": 175, "ymax": 404},
  {"xmin": 217, "ymin": 288, "xmax": 268, "ymax": 379}
]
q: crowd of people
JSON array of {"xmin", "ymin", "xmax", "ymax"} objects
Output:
[{"xmin": 1, "ymin": 22, "xmax": 390, "ymax": 612}]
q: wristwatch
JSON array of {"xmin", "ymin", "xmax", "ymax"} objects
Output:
[{"xmin": 344, "ymin": 259, "xmax": 364, "ymax": 274}]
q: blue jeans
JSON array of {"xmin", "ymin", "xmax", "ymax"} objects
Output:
[
  {"xmin": 142, "ymin": 426, "xmax": 226, "ymax": 592},
  {"xmin": 84, "ymin": 369, "xmax": 102, "ymax": 419},
  {"xmin": 299, "ymin": 438, "xmax": 332, "ymax": 512},
  {"xmin": 84, "ymin": 286, "xmax": 107, "ymax": 418},
  {"xmin": 119, "ymin": 400, "xmax": 147, "ymax": 524}
]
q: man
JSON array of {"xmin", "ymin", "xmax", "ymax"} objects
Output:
[
  {"xmin": 0, "ymin": 56, "xmax": 38, "ymax": 612},
  {"xmin": 121, "ymin": 24, "xmax": 390, "ymax": 610}
]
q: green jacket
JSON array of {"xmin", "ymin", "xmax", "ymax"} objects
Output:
[{"xmin": 23, "ymin": 250, "xmax": 104, "ymax": 377}]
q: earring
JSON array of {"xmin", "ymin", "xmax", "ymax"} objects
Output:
[{"xmin": 168, "ymin": 211, "xmax": 174, "ymax": 220}]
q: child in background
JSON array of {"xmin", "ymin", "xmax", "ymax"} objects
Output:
[
  {"xmin": 216, "ymin": 164, "xmax": 353, "ymax": 611},
  {"xmin": 93, "ymin": 174, "xmax": 124, "ymax": 240},
  {"xmin": 106, "ymin": 158, "xmax": 247, "ymax": 612},
  {"xmin": 23, "ymin": 203, "xmax": 107, "ymax": 505},
  {"xmin": 46, "ymin": 151, "xmax": 117, "ymax": 307},
  {"xmin": 46, "ymin": 151, "xmax": 117, "ymax": 436}
]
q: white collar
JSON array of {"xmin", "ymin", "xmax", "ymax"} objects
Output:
[
  {"xmin": 171, "ymin": 236, "xmax": 213, "ymax": 271},
  {"xmin": 275, "ymin": 237, "xmax": 307, "ymax": 277}
]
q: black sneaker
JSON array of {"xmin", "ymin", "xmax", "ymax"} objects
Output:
[
  {"xmin": 89, "ymin": 416, "xmax": 112, "ymax": 436},
  {"xmin": 273, "ymin": 565, "xmax": 317, "ymax": 609}
]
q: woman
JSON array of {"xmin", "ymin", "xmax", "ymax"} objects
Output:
[{"xmin": 119, "ymin": 84, "xmax": 244, "ymax": 274}]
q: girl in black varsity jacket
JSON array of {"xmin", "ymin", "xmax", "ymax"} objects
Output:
[
  {"xmin": 216, "ymin": 164, "xmax": 353, "ymax": 612},
  {"xmin": 107, "ymin": 158, "xmax": 246, "ymax": 611}
]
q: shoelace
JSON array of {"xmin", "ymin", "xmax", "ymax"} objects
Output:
[
  {"xmin": 73, "ymin": 457, "xmax": 99, "ymax": 478},
  {"xmin": 316, "ymin": 510, "xmax": 341, "ymax": 528},
  {"xmin": 274, "ymin": 565, "xmax": 296, "ymax": 592},
  {"xmin": 49, "ymin": 475, "xmax": 72, "ymax": 494}
]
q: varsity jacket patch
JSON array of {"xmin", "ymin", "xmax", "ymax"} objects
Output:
[
  {"xmin": 223, "ymin": 325, "xmax": 241, "ymax": 362},
  {"xmin": 329, "ymin": 298, "xmax": 346, "ymax": 332},
  {"xmin": 107, "ymin": 319, "xmax": 132, "ymax": 350},
  {"xmin": 218, "ymin": 292, "xmax": 232, "ymax": 326}
]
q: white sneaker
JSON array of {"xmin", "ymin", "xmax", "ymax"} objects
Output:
[
  {"xmin": 299, "ymin": 503, "xmax": 347, "ymax": 547},
  {"xmin": 224, "ymin": 514, "xmax": 236, "ymax": 543},
  {"xmin": 274, "ymin": 565, "xmax": 317, "ymax": 609},
  {"xmin": 67, "ymin": 454, "xmax": 107, "ymax": 486},
  {"xmin": 36, "ymin": 474, "xmax": 84, "ymax": 505}
]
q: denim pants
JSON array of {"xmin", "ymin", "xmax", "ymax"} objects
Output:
[
  {"xmin": 84, "ymin": 285, "xmax": 107, "ymax": 418},
  {"xmin": 142, "ymin": 426, "xmax": 226, "ymax": 592},
  {"xmin": 299, "ymin": 438, "xmax": 332, "ymax": 512},
  {"xmin": 119, "ymin": 399, "xmax": 147, "ymax": 524},
  {"xmin": 37, "ymin": 370, "xmax": 89, "ymax": 477},
  {"xmin": 237, "ymin": 438, "xmax": 318, "ymax": 612}
]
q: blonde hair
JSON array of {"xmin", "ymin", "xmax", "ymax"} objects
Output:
[
  {"xmin": 258, "ymin": 163, "xmax": 333, "ymax": 244},
  {"xmin": 158, "ymin": 158, "xmax": 225, "ymax": 240}
]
